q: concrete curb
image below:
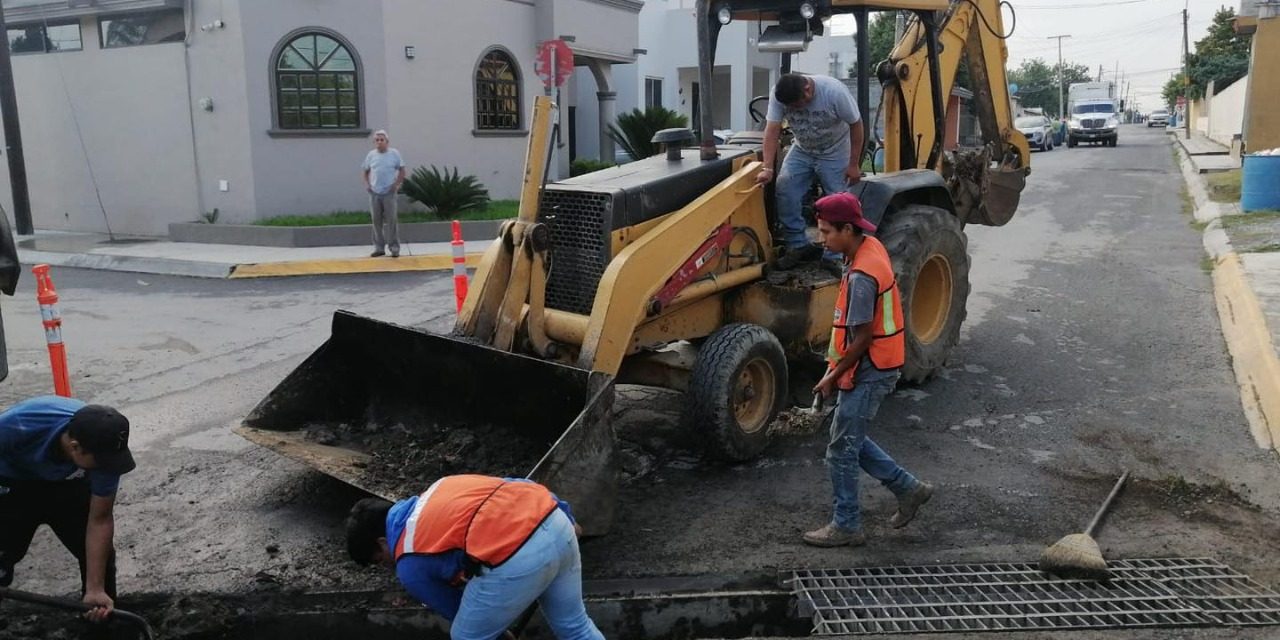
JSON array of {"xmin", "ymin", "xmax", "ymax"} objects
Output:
[
  {"xmin": 18, "ymin": 248, "xmax": 484, "ymax": 280},
  {"xmin": 1175, "ymin": 143, "xmax": 1280, "ymax": 451},
  {"xmin": 19, "ymin": 249, "xmax": 234, "ymax": 279},
  {"xmin": 228, "ymin": 252, "xmax": 482, "ymax": 279}
]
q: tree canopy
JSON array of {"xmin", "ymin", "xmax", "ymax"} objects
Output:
[
  {"xmin": 1007, "ymin": 58, "xmax": 1092, "ymax": 117},
  {"xmin": 1185, "ymin": 7, "xmax": 1250, "ymax": 99}
]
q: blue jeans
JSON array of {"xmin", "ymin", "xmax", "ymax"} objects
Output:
[
  {"xmin": 776, "ymin": 146, "xmax": 850, "ymax": 249},
  {"xmin": 826, "ymin": 373, "xmax": 920, "ymax": 531},
  {"xmin": 450, "ymin": 509, "xmax": 603, "ymax": 640}
]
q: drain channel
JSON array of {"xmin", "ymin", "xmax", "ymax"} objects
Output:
[{"xmin": 790, "ymin": 558, "xmax": 1280, "ymax": 635}]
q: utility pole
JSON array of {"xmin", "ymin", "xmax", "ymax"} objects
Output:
[
  {"xmin": 1182, "ymin": 7, "xmax": 1190, "ymax": 138},
  {"xmin": 1046, "ymin": 34, "xmax": 1071, "ymax": 118},
  {"xmin": 0, "ymin": 3, "xmax": 33, "ymax": 235}
]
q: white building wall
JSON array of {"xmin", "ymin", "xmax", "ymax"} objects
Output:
[
  {"xmin": 1207, "ymin": 74, "xmax": 1249, "ymax": 148},
  {"xmin": 382, "ymin": 0, "xmax": 541, "ymax": 200},
  {"xmin": 0, "ymin": 13, "xmax": 200, "ymax": 235},
  {"xmin": 573, "ymin": 0, "xmax": 787, "ymax": 163},
  {"xmin": 238, "ymin": 0, "xmax": 389, "ymax": 220}
]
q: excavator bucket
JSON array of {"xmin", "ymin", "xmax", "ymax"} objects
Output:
[
  {"xmin": 983, "ymin": 167, "xmax": 1027, "ymax": 227},
  {"xmin": 235, "ymin": 310, "xmax": 618, "ymax": 536}
]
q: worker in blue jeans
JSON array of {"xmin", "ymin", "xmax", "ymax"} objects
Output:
[
  {"xmin": 345, "ymin": 474, "xmax": 603, "ymax": 640},
  {"xmin": 755, "ymin": 73, "xmax": 864, "ymax": 270},
  {"xmin": 804, "ymin": 192, "xmax": 933, "ymax": 547}
]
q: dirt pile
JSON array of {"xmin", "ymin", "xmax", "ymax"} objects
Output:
[{"xmin": 305, "ymin": 420, "xmax": 547, "ymax": 496}]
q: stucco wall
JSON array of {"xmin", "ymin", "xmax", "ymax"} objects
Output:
[
  {"xmin": 1244, "ymin": 15, "xmax": 1280, "ymax": 152},
  {"xmin": 1207, "ymin": 75, "xmax": 1248, "ymax": 147},
  {"xmin": 238, "ymin": 0, "xmax": 389, "ymax": 220},
  {"xmin": 0, "ymin": 14, "xmax": 199, "ymax": 235},
  {"xmin": 381, "ymin": 0, "xmax": 541, "ymax": 200}
]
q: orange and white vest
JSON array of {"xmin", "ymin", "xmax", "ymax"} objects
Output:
[
  {"xmin": 827, "ymin": 236, "xmax": 906, "ymax": 390},
  {"xmin": 392, "ymin": 475, "xmax": 558, "ymax": 568}
]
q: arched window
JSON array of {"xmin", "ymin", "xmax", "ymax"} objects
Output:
[
  {"xmin": 274, "ymin": 30, "xmax": 360, "ymax": 129},
  {"xmin": 475, "ymin": 48, "xmax": 521, "ymax": 131}
]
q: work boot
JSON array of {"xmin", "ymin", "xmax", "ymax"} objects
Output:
[
  {"xmin": 390, "ymin": 250, "xmax": 400, "ymax": 258},
  {"xmin": 889, "ymin": 482, "xmax": 934, "ymax": 529},
  {"xmin": 802, "ymin": 523, "xmax": 867, "ymax": 548},
  {"xmin": 370, "ymin": 250, "xmax": 386, "ymax": 257},
  {"xmin": 775, "ymin": 244, "xmax": 822, "ymax": 270}
]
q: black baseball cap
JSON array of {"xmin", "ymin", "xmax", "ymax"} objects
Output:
[{"xmin": 66, "ymin": 405, "xmax": 135, "ymax": 474}]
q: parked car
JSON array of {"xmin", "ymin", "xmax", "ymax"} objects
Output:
[
  {"xmin": 1016, "ymin": 115, "xmax": 1054, "ymax": 151},
  {"xmin": 1147, "ymin": 109, "xmax": 1169, "ymax": 128}
]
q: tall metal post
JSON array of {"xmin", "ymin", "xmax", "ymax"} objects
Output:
[
  {"xmin": 854, "ymin": 9, "xmax": 870, "ymax": 165},
  {"xmin": 1046, "ymin": 34, "xmax": 1071, "ymax": 118},
  {"xmin": 0, "ymin": 4, "xmax": 33, "ymax": 235}
]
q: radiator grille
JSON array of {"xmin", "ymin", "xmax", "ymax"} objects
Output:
[
  {"xmin": 540, "ymin": 190, "xmax": 612, "ymax": 315},
  {"xmin": 1083, "ymin": 118, "xmax": 1106, "ymax": 129}
]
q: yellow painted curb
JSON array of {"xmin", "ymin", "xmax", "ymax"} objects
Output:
[
  {"xmin": 1212, "ymin": 252, "xmax": 1280, "ymax": 451},
  {"xmin": 228, "ymin": 253, "xmax": 483, "ymax": 279}
]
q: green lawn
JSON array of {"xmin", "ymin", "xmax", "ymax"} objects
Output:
[
  {"xmin": 255, "ymin": 200, "xmax": 519, "ymax": 226},
  {"xmin": 1205, "ymin": 169, "xmax": 1241, "ymax": 204}
]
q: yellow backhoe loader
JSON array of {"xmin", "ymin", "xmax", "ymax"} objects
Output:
[{"xmin": 235, "ymin": 0, "xmax": 1030, "ymax": 537}]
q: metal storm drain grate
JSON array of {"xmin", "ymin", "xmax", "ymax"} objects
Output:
[{"xmin": 789, "ymin": 558, "xmax": 1280, "ymax": 635}]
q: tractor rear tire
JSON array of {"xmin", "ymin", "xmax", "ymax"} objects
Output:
[
  {"xmin": 878, "ymin": 205, "xmax": 971, "ymax": 383},
  {"xmin": 686, "ymin": 323, "xmax": 789, "ymax": 462}
]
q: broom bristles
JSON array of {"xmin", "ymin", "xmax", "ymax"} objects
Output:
[{"xmin": 1038, "ymin": 533, "xmax": 1112, "ymax": 581}]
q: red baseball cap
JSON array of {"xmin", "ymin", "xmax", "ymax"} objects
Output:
[{"xmin": 814, "ymin": 192, "xmax": 876, "ymax": 233}]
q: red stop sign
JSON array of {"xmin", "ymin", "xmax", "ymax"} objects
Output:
[{"xmin": 536, "ymin": 40, "xmax": 574, "ymax": 89}]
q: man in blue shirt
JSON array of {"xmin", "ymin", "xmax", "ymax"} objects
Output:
[
  {"xmin": 361, "ymin": 129, "xmax": 407, "ymax": 258},
  {"xmin": 0, "ymin": 396, "xmax": 135, "ymax": 623},
  {"xmin": 346, "ymin": 475, "xmax": 602, "ymax": 639}
]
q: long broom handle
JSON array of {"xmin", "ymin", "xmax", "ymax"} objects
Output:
[
  {"xmin": 1083, "ymin": 470, "xmax": 1130, "ymax": 537},
  {"xmin": 0, "ymin": 586, "xmax": 155, "ymax": 640}
]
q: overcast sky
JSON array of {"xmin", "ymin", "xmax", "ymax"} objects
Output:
[{"xmin": 831, "ymin": 0, "xmax": 1232, "ymax": 112}]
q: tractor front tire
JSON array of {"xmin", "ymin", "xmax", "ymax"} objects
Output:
[
  {"xmin": 878, "ymin": 205, "xmax": 972, "ymax": 383},
  {"xmin": 686, "ymin": 323, "xmax": 789, "ymax": 462}
]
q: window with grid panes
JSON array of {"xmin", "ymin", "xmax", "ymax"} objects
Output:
[
  {"xmin": 275, "ymin": 32, "xmax": 359, "ymax": 130},
  {"xmin": 475, "ymin": 49, "xmax": 521, "ymax": 131}
]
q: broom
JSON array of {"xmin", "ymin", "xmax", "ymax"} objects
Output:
[{"xmin": 1038, "ymin": 470, "xmax": 1129, "ymax": 581}]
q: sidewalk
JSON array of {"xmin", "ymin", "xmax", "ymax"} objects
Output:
[
  {"xmin": 16, "ymin": 231, "xmax": 490, "ymax": 279},
  {"xmin": 1171, "ymin": 129, "xmax": 1240, "ymax": 174},
  {"xmin": 1175, "ymin": 142, "xmax": 1280, "ymax": 454}
]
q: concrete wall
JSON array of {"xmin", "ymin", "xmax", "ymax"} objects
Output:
[
  {"xmin": 1244, "ymin": 13, "xmax": 1280, "ymax": 152},
  {"xmin": 237, "ymin": 0, "xmax": 389, "ymax": 220},
  {"xmin": 1207, "ymin": 75, "xmax": 1248, "ymax": 148},
  {"xmin": 382, "ymin": 0, "xmax": 541, "ymax": 198},
  {"xmin": 0, "ymin": 12, "xmax": 199, "ymax": 235}
]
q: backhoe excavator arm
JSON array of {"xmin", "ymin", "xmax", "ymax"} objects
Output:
[{"xmin": 881, "ymin": 0, "xmax": 1030, "ymax": 225}]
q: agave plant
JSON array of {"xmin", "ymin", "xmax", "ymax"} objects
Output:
[
  {"xmin": 401, "ymin": 165, "xmax": 490, "ymax": 219},
  {"xmin": 607, "ymin": 107, "xmax": 689, "ymax": 161}
]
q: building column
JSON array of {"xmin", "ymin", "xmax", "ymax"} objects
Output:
[{"xmin": 588, "ymin": 58, "xmax": 616, "ymax": 162}]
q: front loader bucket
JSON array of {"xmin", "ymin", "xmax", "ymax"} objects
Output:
[{"xmin": 236, "ymin": 310, "xmax": 618, "ymax": 536}]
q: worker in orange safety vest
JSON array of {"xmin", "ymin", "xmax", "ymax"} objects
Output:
[
  {"xmin": 345, "ymin": 474, "xmax": 603, "ymax": 640},
  {"xmin": 803, "ymin": 191, "xmax": 934, "ymax": 548}
]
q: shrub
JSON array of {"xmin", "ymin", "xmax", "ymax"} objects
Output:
[
  {"xmin": 570, "ymin": 159, "xmax": 616, "ymax": 176},
  {"xmin": 401, "ymin": 165, "xmax": 490, "ymax": 219},
  {"xmin": 607, "ymin": 107, "xmax": 689, "ymax": 161}
]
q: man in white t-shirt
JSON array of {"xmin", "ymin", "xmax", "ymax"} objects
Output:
[
  {"xmin": 361, "ymin": 130, "xmax": 406, "ymax": 258},
  {"xmin": 754, "ymin": 73, "xmax": 865, "ymax": 270}
]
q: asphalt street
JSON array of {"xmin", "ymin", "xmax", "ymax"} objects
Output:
[{"xmin": 4, "ymin": 125, "xmax": 1279, "ymax": 635}]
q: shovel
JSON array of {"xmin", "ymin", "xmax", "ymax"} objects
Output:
[{"xmin": 0, "ymin": 585, "xmax": 155, "ymax": 639}]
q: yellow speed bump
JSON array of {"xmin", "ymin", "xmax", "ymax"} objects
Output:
[
  {"xmin": 1212, "ymin": 251, "xmax": 1280, "ymax": 451},
  {"xmin": 229, "ymin": 253, "xmax": 483, "ymax": 279}
]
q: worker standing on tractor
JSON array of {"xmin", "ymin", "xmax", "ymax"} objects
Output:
[
  {"xmin": 805, "ymin": 193, "xmax": 933, "ymax": 547},
  {"xmin": 345, "ymin": 474, "xmax": 604, "ymax": 640},
  {"xmin": 754, "ymin": 73, "xmax": 865, "ymax": 270},
  {"xmin": 0, "ymin": 396, "xmax": 136, "ymax": 623}
]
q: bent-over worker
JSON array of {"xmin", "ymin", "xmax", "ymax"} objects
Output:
[
  {"xmin": 0, "ymin": 396, "xmax": 136, "ymax": 622},
  {"xmin": 804, "ymin": 192, "xmax": 933, "ymax": 547},
  {"xmin": 346, "ymin": 474, "xmax": 603, "ymax": 640}
]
